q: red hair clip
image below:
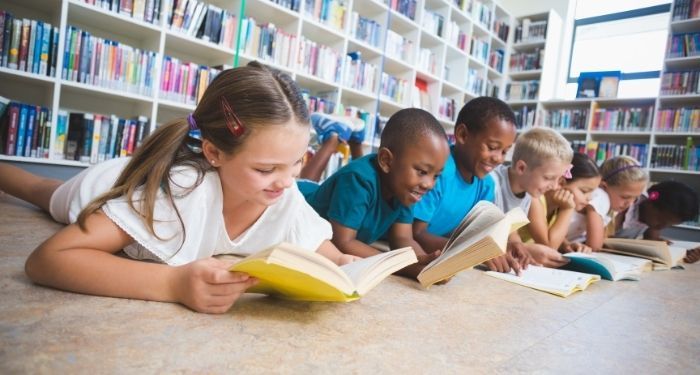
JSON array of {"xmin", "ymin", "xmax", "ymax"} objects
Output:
[
  {"xmin": 220, "ymin": 97, "xmax": 245, "ymax": 137},
  {"xmin": 648, "ymin": 191, "xmax": 659, "ymax": 201}
]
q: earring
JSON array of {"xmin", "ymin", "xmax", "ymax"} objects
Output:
[{"xmin": 210, "ymin": 160, "xmax": 216, "ymax": 166}]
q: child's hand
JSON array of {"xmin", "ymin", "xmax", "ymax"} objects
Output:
[
  {"xmin": 171, "ymin": 258, "xmax": 258, "ymax": 314},
  {"xmin": 551, "ymin": 189, "xmax": 575, "ymax": 210},
  {"xmin": 337, "ymin": 253, "xmax": 361, "ymax": 265},
  {"xmin": 525, "ymin": 244, "xmax": 569, "ymax": 268},
  {"xmin": 560, "ymin": 242, "xmax": 593, "ymax": 253},
  {"xmin": 685, "ymin": 248, "xmax": 700, "ymax": 264},
  {"xmin": 483, "ymin": 254, "xmax": 521, "ymax": 274}
]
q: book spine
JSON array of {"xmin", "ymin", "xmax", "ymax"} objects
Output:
[
  {"xmin": 18, "ymin": 19, "xmax": 30, "ymax": 72},
  {"xmin": 15, "ymin": 104, "xmax": 28, "ymax": 156},
  {"xmin": 8, "ymin": 19, "xmax": 22, "ymax": 70},
  {"xmin": 4, "ymin": 103, "xmax": 19, "ymax": 155}
]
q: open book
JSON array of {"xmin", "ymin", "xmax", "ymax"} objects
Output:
[
  {"xmin": 229, "ymin": 242, "xmax": 418, "ymax": 302},
  {"xmin": 602, "ymin": 238, "xmax": 687, "ymax": 270},
  {"xmin": 562, "ymin": 252, "xmax": 651, "ymax": 281},
  {"xmin": 417, "ymin": 201, "xmax": 529, "ymax": 288},
  {"xmin": 485, "ymin": 265, "xmax": 601, "ymax": 297}
]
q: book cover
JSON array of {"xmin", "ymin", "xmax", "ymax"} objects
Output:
[
  {"xmin": 229, "ymin": 242, "xmax": 417, "ymax": 302},
  {"xmin": 562, "ymin": 252, "xmax": 651, "ymax": 281},
  {"xmin": 4, "ymin": 103, "xmax": 20, "ymax": 155}
]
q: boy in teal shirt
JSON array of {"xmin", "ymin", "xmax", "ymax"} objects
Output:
[{"xmin": 300, "ymin": 108, "xmax": 450, "ymax": 277}]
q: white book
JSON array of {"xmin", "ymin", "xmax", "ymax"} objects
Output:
[{"xmin": 486, "ymin": 265, "xmax": 601, "ymax": 297}]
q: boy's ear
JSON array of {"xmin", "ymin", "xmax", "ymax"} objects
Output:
[
  {"xmin": 377, "ymin": 147, "xmax": 394, "ymax": 173},
  {"xmin": 514, "ymin": 159, "xmax": 527, "ymax": 175},
  {"xmin": 454, "ymin": 123, "xmax": 469, "ymax": 144},
  {"xmin": 202, "ymin": 139, "xmax": 223, "ymax": 166}
]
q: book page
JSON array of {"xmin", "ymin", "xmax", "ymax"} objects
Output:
[
  {"xmin": 669, "ymin": 240, "xmax": 700, "ymax": 250},
  {"xmin": 485, "ymin": 266, "xmax": 600, "ymax": 297},
  {"xmin": 603, "ymin": 238, "xmax": 672, "ymax": 265},
  {"xmin": 564, "ymin": 253, "xmax": 646, "ymax": 281},
  {"xmin": 340, "ymin": 247, "xmax": 417, "ymax": 295},
  {"xmin": 440, "ymin": 201, "xmax": 504, "ymax": 262}
]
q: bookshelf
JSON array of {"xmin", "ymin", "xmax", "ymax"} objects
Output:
[
  {"xmin": 506, "ymin": 9, "xmax": 562, "ymax": 130},
  {"xmin": 1, "ymin": 0, "xmax": 518, "ymax": 169}
]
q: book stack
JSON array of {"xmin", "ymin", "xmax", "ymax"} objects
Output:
[
  {"xmin": 583, "ymin": 141, "xmax": 649, "ymax": 167},
  {"xmin": 445, "ymin": 21, "xmax": 468, "ymax": 52},
  {"xmin": 666, "ymin": 32, "xmax": 700, "ymax": 58},
  {"xmin": 488, "ymin": 49, "xmax": 504, "ymax": 73},
  {"xmin": 343, "ymin": 51, "xmax": 377, "ymax": 94},
  {"xmin": 655, "ymin": 107, "xmax": 700, "ymax": 132},
  {"xmin": 302, "ymin": 90, "xmax": 337, "ymax": 114},
  {"xmin": 0, "ymin": 100, "xmax": 52, "ymax": 159},
  {"xmin": 297, "ymin": 37, "xmax": 343, "ymax": 83},
  {"xmin": 471, "ymin": 1, "xmax": 492, "ymax": 29},
  {"xmin": 304, "ymin": 0, "xmax": 346, "ymax": 31},
  {"xmin": 591, "ymin": 106, "xmax": 654, "ymax": 131},
  {"xmin": 651, "ymin": 142, "xmax": 699, "ymax": 171},
  {"xmin": 492, "ymin": 19, "xmax": 510, "ymax": 42},
  {"xmin": 83, "ymin": 0, "xmax": 161, "ymax": 24},
  {"xmin": 466, "ymin": 68, "xmax": 483, "ymax": 95},
  {"xmin": 380, "ymin": 72, "xmax": 408, "ymax": 105},
  {"xmin": 165, "ymin": 1, "xmax": 237, "ymax": 49},
  {"xmin": 160, "ymin": 56, "xmax": 222, "ymax": 105},
  {"xmin": 513, "ymin": 105, "xmax": 535, "ymax": 129},
  {"xmin": 505, "ymin": 80, "xmax": 539, "ymax": 100},
  {"xmin": 54, "ymin": 111, "xmax": 149, "ymax": 163},
  {"xmin": 385, "ymin": 0, "xmax": 417, "ymax": 21},
  {"xmin": 268, "ymin": 0, "xmax": 301, "ymax": 12},
  {"xmin": 514, "ymin": 18, "xmax": 547, "ymax": 43},
  {"xmin": 240, "ymin": 19, "xmax": 296, "ymax": 69},
  {"xmin": 0, "ymin": 11, "xmax": 59, "ymax": 77},
  {"xmin": 62, "ymin": 26, "xmax": 157, "ymax": 96},
  {"xmin": 422, "ymin": 10, "xmax": 444, "ymax": 38},
  {"xmin": 385, "ymin": 30, "xmax": 413, "ymax": 62},
  {"xmin": 484, "ymin": 79, "xmax": 499, "ymax": 98},
  {"xmin": 544, "ymin": 108, "xmax": 588, "ymax": 130},
  {"xmin": 417, "ymin": 48, "xmax": 437, "ymax": 75},
  {"xmin": 438, "ymin": 96, "xmax": 457, "ymax": 122},
  {"xmin": 469, "ymin": 37, "xmax": 489, "ymax": 64},
  {"xmin": 660, "ymin": 70, "xmax": 700, "ymax": 95},
  {"xmin": 350, "ymin": 13, "xmax": 382, "ymax": 48},
  {"xmin": 509, "ymin": 48, "xmax": 543, "ymax": 71},
  {"xmin": 672, "ymin": 0, "xmax": 700, "ymax": 20}
]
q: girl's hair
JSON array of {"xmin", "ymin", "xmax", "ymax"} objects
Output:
[
  {"xmin": 512, "ymin": 127, "xmax": 573, "ymax": 169},
  {"xmin": 455, "ymin": 96, "xmax": 516, "ymax": 134},
  {"xmin": 646, "ymin": 181, "xmax": 699, "ymax": 222},
  {"xmin": 600, "ymin": 155, "xmax": 648, "ymax": 186},
  {"xmin": 567, "ymin": 152, "xmax": 600, "ymax": 181},
  {"xmin": 77, "ymin": 62, "xmax": 309, "ymax": 244}
]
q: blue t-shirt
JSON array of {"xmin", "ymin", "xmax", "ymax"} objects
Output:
[
  {"xmin": 413, "ymin": 148, "xmax": 495, "ymax": 237},
  {"xmin": 299, "ymin": 154, "xmax": 413, "ymax": 244}
]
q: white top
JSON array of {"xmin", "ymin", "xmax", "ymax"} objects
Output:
[
  {"xmin": 51, "ymin": 157, "xmax": 332, "ymax": 266},
  {"xmin": 567, "ymin": 188, "xmax": 612, "ymax": 243},
  {"xmin": 490, "ymin": 164, "xmax": 532, "ymax": 214},
  {"xmin": 614, "ymin": 193, "xmax": 649, "ymax": 239}
]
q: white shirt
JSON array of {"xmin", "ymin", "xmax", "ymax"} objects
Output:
[
  {"xmin": 567, "ymin": 188, "xmax": 611, "ymax": 243},
  {"xmin": 490, "ymin": 164, "xmax": 532, "ymax": 214},
  {"xmin": 51, "ymin": 157, "xmax": 332, "ymax": 266}
]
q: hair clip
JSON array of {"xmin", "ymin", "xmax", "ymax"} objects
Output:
[
  {"xmin": 186, "ymin": 113, "xmax": 203, "ymax": 153},
  {"xmin": 563, "ymin": 163, "xmax": 573, "ymax": 179},
  {"xmin": 648, "ymin": 191, "xmax": 660, "ymax": 201},
  {"xmin": 220, "ymin": 97, "xmax": 245, "ymax": 137}
]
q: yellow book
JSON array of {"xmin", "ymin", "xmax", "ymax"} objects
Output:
[
  {"xmin": 229, "ymin": 242, "xmax": 418, "ymax": 302},
  {"xmin": 417, "ymin": 201, "xmax": 530, "ymax": 288},
  {"xmin": 601, "ymin": 238, "xmax": 688, "ymax": 270},
  {"xmin": 485, "ymin": 265, "xmax": 601, "ymax": 297}
]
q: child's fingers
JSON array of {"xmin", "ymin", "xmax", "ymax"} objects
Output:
[
  {"xmin": 206, "ymin": 268, "xmax": 252, "ymax": 284},
  {"xmin": 209, "ymin": 278, "xmax": 258, "ymax": 296}
]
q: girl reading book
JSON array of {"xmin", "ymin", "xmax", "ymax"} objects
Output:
[{"xmin": 0, "ymin": 62, "xmax": 356, "ymax": 314}]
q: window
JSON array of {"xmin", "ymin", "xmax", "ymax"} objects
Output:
[{"xmin": 566, "ymin": 1, "xmax": 671, "ymax": 98}]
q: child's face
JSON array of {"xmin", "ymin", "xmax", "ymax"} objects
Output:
[
  {"xmin": 516, "ymin": 159, "xmax": 569, "ymax": 198},
  {"xmin": 641, "ymin": 204, "xmax": 683, "ymax": 230},
  {"xmin": 565, "ymin": 176, "xmax": 602, "ymax": 211},
  {"xmin": 215, "ymin": 121, "xmax": 309, "ymax": 207},
  {"xmin": 380, "ymin": 134, "xmax": 449, "ymax": 206},
  {"xmin": 602, "ymin": 180, "xmax": 647, "ymax": 212},
  {"xmin": 455, "ymin": 118, "xmax": 516, "ymax": 180}
]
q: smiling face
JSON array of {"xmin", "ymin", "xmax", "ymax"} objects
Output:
[
  {"xmin": 378, "ymin": 133, "xmax": 450, "ymax": 206},
  {"xmin": 602, "ymin": 180, "xmax": 647, "ymax": 212},
  {"xmin": 565, "ymin": 176, "xmax": 603, "ymax": 211},
  {"xmin": 515, "ymin": 158, "xmax": 570, "ymax": 198},
  {"xmin": 208, "ymin": 120, "xmax": 310, "ymax": 208},
  {"xmin": 453, "ymin": 118, "xmax": 516, "ymax": 181}
]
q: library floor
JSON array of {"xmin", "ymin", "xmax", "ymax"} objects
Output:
[{"xmin": 0, "ymin": 195, "xmax": 698, "ymax": 373}]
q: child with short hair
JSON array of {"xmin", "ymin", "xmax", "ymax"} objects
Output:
[
  {"xmin": 412, "ymin": 97, "xmax": 532, "ymax": 274},
  {"xmin": 614, "ymin": 180, "xmax": 700, "ymax": 263},
  {"xmin": 524, "ymin": 152, "xmax": 602, "ymax": 253},
  {"xmin": 299, "ymin": 108, "xmax": 450, "ymax": 277},
  {"xmin": 1, "ymin": 62, "xmax": 355, "ymax": 314}
]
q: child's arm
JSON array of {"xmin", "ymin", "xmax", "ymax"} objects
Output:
[
  {"xmin": 412, "ymin": 220, "xmax": 448, "ymax": 253},
  {"xmin": 527, "ymin": 191, "xmax": 575, "ymax": 250},
  {"xmin": 315, "ymin": 240, "xmax": 359, "ymax": 265},
  {"xmin": 388, "ymin": 222, "xmax": 442, "ymax": 280},
  {"xmin": 329, "ymin": 220, "xmax": 382, "ymax": 258},
  {"xmin": 584, "ymin": 205, "xmax": 605, "ymax": 250},
  {"xmin": 25, "ymin": 211, "xmax": 257, "ymax": 314},
  {"xmin": 642, "ymin": 227, "xmax": 663, "ymax": 241}
]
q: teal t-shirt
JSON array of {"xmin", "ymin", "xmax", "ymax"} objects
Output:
[
  {"xmin": 299, "ymin": 154, "xmax": 413, "ymax": 244},
  {"xmin": 413, "ymin": 148, "xmax": 495, "ymax": 237}
]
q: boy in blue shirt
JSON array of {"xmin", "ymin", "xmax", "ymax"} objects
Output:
[
  {"xmin": 300, "ymin": 108, "xmax": 450, "ymax": 277},
  {"xmin": 412, "ymin": 97, "xmax": 533, "ymax": 274}
]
